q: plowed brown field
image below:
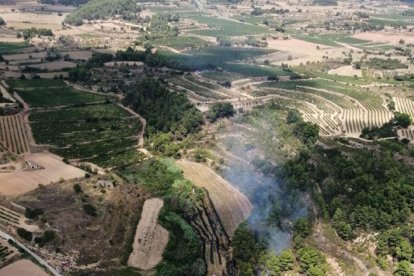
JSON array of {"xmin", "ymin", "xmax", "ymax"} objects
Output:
[{"xmin": 128, "ymin": 198, "xmax": 169, "ymax": 270}]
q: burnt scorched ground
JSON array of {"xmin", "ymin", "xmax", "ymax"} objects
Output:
[{"xmin": 14, "ymin": 177, "xmax": 150, "ymax": 274}]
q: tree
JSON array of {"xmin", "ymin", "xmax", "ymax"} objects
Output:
[
  {"xmin": 393, "ymin": 112, "xmax": 412, "ymax": 128},
  {"xmin": 206, "ymin": 102, "xmax": 235, "ymax": 123},
  {"xmin": 25, "ymin": 208, "xmax": 43, "ymax": 219},
  {"xmin": 333, "ymin": 208, "xmax": 354, "ymax": 240},
  {"xmin": 124, "ymin": 77, "xmax": 203, "ymax": 135},
  {"xmin": 297, "ymin": 247, "xmax": 327, "ymax": 275},
  {"xmin": 0, "ymin": 17, "xmax": 6, "ymax": 26},
  {"xmin": 17, "ymin": 228, "xmax": 33, "ymax": 241},
  {"xmin": 396, "ymin": 239, "xmax": 412, "ymax": 261},
  {"xmin": 233, "ymin": 223, "xmax": 266, "ymax": 274},
  {"xmin": 286, "ymin": 109, "xmax": 302, "ymax": 124},
  {"xmin": 83, "ymin": 204, "xmax": 97, "ymax": 216},
  {"xmin": 308, "ymin": 264, "xmax": 327, "ymax": 276},
  {"xmin": 73, "ymin": 183, "xmax": 82, "ymax": 193},
  {"xmin": 293, "ymin": 122, "xmax": 319, "ymax": 145},
  {"xmin": 395, "ymin": 261, "xmax": 412, "ymax": 276},
  {"xmin": 278, "ymin": 249, "xmax": 294, "ymax": 271},
  {"xmin": 293, "ymin": 218, "xmax": 311, "ymax": 239},
  {"xmin": 265, "ymin": 252, "xmax": 281, "ymax": 275}
]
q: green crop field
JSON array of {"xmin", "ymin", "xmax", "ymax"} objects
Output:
[
  {"xmin": 0, "ymin": 42, "xmax": 29, "ymax": 54},
  {"xmin": 149, "ymin": 36, "xmax": 210, "ymax": 50},
  {"xmin": 160, "ymin": 47, "xmax": 298, "ymax": 77},
  {"xmin": 200, "ymin": 70, "xmax": 243, "ymax": 82},
  {"xmin": 292, "ymin": 33, "xmax": 369, "ymax": 47},
  {"xmin": 12, "ymin": 79, "xmax": 145, "ymax": 168},
  {"xmin": 186, "ymin": 15, "xmax": 269, "ymax": 36},
  {"xmin": 30, "ymin": 104, "xmax": 143, "ymax": 167},
  {"xmin": 8, "ymin": 79, "xmax": 106, "ymax": 108}
]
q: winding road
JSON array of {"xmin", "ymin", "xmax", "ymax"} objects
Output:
[{"xmin": 0, "ymin": 229, "xmax": 61, "ymax": 276}]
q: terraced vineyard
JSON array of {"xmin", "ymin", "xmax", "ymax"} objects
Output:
[
  {"xmin": 257, "ymin": 79, "xmax": 394, "ymax": 137},
  {"xmin": 0, "ymin": 114, "xmax": 30, "ymax": 154},
  {"xmin": 170, "ymin": 75, "xmax": 234, "ymax": 101}
]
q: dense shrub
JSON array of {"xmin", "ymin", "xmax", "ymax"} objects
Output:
[
  {"xmin": 17, "ymin": 228, "xmax": 33, "ymax": 241},
  {"xmin": 83, "ymin": 204, "xmax": 97, "ymax": 217},
  {"xmin": 25, "ymin": 208, "xmax": 44, "ymax": 219},
  {"xmin": 206, "ymin": 102, "xmax": 235, "ymax": 122}
]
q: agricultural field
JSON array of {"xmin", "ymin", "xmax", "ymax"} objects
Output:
[
  {"xmin": 29, "ymin": 103, "xmax": 143, "ymax": 167},
  {"xmin": 0, "ymin": 153, "xmax": 84, "ymax": 195},
  {"xmin": 257, "ymin": 78, "xmax": 395, "ymax": 136},
  {"xmin": 148, "ymin": 36, "xmax": 210, "ymax": 50},
  {"xmin": 0, "ymin": 260, "xmax": 47, "ymax": 276},
  {"xmin": 7, "ymin": 79, "xmax": 106, "ymax": 108},
  {"xmin": 0, "ymin": 114, "xmax": 30, "ymax": 154},
  {"xmin": 185, "ymin": 15, "xmax": 269, "ymax": 36},
  {"xmin": 128, "ymin": 198, "xmax": 168, "ymax": 270},
  {"xmin": 0, "ymin": 42, "xmax": 29, "ymax": 55},
  {"xmin": 1, "ymin": 0, "xmax": 414, "ymax": 275}
]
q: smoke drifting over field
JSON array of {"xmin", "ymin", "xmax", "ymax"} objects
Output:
[{"xmin": 219, "ymin": 125, "xmax": 308, "ymax": 253}]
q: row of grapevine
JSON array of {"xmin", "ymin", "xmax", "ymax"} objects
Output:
[
  {"xmin": 0, "ymin": 114, "xmax": 30, "ymax": 154},
  {"xmin": 398, "ymin": 128, "xmax": 414, "ymax": 140},
  {"xmin": 394, "ymin": 97, "xmax": 414, "ymax": 119}
]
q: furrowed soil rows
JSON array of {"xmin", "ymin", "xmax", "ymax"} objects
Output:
[
  {"xmin": 0, "ymin": 114, "xmax": 30, "ymax": 154},
  {"xmin": 176, "ymin": 160, "xmax": 252, "ymax": 235}
]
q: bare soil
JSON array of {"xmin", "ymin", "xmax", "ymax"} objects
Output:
[
  {"xmin": 128, "ymin": 198, "xmax": 168, "ymax": 270},
  {"xmin": 0, "ymin": 259, "xmax": 48, "ymax": 276},
  {"xmin": 0, "ymin": 153, "xmax": 84, "ymax": 195}
]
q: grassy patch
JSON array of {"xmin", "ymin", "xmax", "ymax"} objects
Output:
[
  {"xmin": 292, "ymin": 33, "xmax": 369, "ymax": 47},
  {"xmin": 187, "ymin": 15, "xmax": 269, "ymax": 36},
  {"xmin": 159, "ymin": 47, "xmax": 297, "ymax": 77},
  {"xmin": 149, "ymin": 36, "xmax": 210, "ymax": 50},
  {"xmin": 0, "ymin": 42, "xmax": 29, "ymax": 54}
]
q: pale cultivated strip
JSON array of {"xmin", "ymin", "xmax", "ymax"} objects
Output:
[{"xmin": 128, "ymin": 198, "xmax": 169, "ymax": 270}]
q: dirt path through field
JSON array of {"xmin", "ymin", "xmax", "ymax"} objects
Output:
[
  {"xmin": 13, "ymin": 92, "xmax": 35, "ymax": 148},
  {"xmin": 176, "ymin": 160, "xmax": 252, "ymax": 235},
  {"xmin": 128, "ymin": 198, "xmax": 168, "ymax": 270},
  {"xmin": 116, "ymin": 103, "xmax": 146, "ymax": 148}
]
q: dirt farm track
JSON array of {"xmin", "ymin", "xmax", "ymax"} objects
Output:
[
  {"xmin": 0, "ymin": 153, "xmax": 84, "ymax": 195},
  {"xmin": 176, "ymin": 160, "xmax": 252, "ymax": 235}
]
